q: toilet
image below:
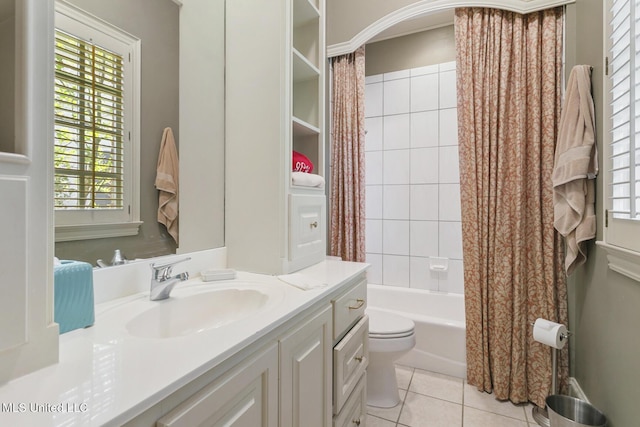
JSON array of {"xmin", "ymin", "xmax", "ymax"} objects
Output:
[{"xmin": 366, "ymin": 307, "xmax": 416, "ymax": 408}]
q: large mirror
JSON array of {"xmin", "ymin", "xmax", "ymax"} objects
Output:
[
  {"xmin": 0, "ymin": 0, "xmax": 15, "ymax": 153},
  {"xmin": 52, "ymin": 0, "xmax": 220, "ymax": 266},
  {"xmin": 53, "ymin": 0, "xmax": 226, "ymax": 267}
]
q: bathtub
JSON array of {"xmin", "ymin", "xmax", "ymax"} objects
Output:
[{"xmin": 367, "ymin": 284, "xmax": 466, "ymax": 379}]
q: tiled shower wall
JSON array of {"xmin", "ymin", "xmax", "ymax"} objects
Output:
[{"xmin": 364, "ymin": 61, "xmax": 464, "ymax": 294}]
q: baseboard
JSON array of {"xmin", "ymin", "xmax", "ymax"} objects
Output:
[{"xmin": 568, "ymin": 377, "xmax": 590, "ymax": 403}]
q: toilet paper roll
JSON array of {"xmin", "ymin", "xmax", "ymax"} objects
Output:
[{"xmin": 533, "ymin": 318, "xmax": 568, "ymax": 349}]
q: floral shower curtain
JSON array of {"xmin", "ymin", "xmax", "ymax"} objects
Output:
[
  {"xmin": 329, "ymin": 46, "xmax": 366, "ymax": 262},
  {"xmin": 455, "ymin": 7, "xmax": 568, "ymax": 407}
]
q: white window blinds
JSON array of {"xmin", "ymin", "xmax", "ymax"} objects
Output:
[
  {"xmin": 609, "ymin": 0, "xmax": 640, "ymax": 220},
  {"xmin": 54, "ymin": 29, "xmax": 125, "ymax": 210}
]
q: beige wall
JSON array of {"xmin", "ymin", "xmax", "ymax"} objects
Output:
[
  {"xmin": 54, "ymin": 0, "xmax": 180, "ymax": 264},
  {"xmin": 565, "ymin": 2, "xmax": 640, "ymax": 426},
  {"xmin": 365, "ymin": 25, "xmax": 455, "ymax": 76},
  {"xmin": 327, "ymin": 0, "xmax": 420, "ymax": 47}
]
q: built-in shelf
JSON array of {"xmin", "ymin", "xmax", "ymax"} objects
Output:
[
  {"xmin": 293, "ymin": 116, "xmax": 320, "ymax": 136},
  {"xmin": 293, "ymin": 0, "xmax": 319, "ymax": 28},
  {"xmin": 293, "ymin": 49, "xmax": 320, "ymax": 82}
]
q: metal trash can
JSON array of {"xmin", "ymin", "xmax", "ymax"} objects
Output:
[{"xmin": 546, "ymin": 395, "xmax": 607, "ymax": 427}]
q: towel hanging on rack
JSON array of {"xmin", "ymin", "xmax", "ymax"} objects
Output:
[
  {"xmin": 552, "ymin": 64, "xmax": 597, "ymax": 275},
  {"xmin": 155, "ymin": 127, "xmax": 179, "ymax": 244}
]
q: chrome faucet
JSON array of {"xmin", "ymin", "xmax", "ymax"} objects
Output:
[{"xmin": 149, "ymin": 257, "xmax": 191, "ymax": 301}]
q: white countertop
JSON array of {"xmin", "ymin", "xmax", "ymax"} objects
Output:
[{"xmin": 0, "ymin": 259, "xmax": 368, "ymax": 427}]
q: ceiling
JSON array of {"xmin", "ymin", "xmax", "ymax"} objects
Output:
[{"xmin": 368, "ymin": 9, "xmax": 455, "ymax": 44}]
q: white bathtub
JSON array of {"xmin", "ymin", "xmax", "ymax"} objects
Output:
[{"xmin": 367, "ymin": 284, "xmax": 467, "ymax": 379}]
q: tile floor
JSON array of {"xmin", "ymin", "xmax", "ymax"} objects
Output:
[{"xmin": 367, "ymin": 365, "xmax": 541, "ymax": 427}]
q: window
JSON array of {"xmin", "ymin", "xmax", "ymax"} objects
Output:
[
  {"xmin": 54, "ymin": 2, "xmax": 141, "ymax": 241},
  {"xmin": 602, "ymin": 0, "xmax": 640, "ymax": 281}
]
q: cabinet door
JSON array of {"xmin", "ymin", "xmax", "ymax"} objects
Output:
[
  {"xmin": 280, "ymin": 305, "xmax": 332, "ymax": 427},
  {"xmin": 156, "ymin": 343, "xmax": 278, "ymax": 427}
]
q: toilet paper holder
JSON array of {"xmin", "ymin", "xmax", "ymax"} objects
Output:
[
  {"xmin": 530, "ymin": 322, "xmax": 572, "ymax": 343},
  {"xmin": 530, "ymin": 321, "xmax": 572, "ymax": 427}
]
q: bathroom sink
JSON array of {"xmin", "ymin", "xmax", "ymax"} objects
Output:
[{"xmin": 126, "ymin": 288, "xmax": 273, "ymax": 338}]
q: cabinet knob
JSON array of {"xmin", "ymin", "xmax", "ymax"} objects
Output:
[
  {"xmin": 310, "ymin": 221, "xmax": 318, "ymax": 228},
  {"xmin": 348, "ymin": 299, "xmax": 365, "ymax": 310},
  {"xmin": 353, "ymin": 419, "xmax": 361, "ymax": 426},
  {"xmin": 354, "ymin": 356, "xmax": 364, "ymax": 363}
]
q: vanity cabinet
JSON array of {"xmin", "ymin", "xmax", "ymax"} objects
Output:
[
  {"xmin": 117, "ymin": 271, "xmax": 368, "ymax": 427},
  {"xmin": 156, "ymin": 343, "xmax": 279, "ymax": 427},
  {"xmin": 142, "ymin": 306, "xmax": 333, "ymax": 427},
  {"xmin": 225, "ymin": 0, "xmax": 327, "ymax": 275},
  {"xmin": 331, "ymin": 278, "xmax": 369, "ymax": 426},
  {"xmin": 280, "ymin": 305, "xmax": 332, "ymax": 427}
]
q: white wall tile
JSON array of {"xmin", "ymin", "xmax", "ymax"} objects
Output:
[
  {"xmin": 438, "ymin": 259, "xmax": 464, "ymax": 294},
  {"xmin": 366, "ymin": 253, "xmax": 383, "ymax": 284},
  {"xmin": 410, "ymin": 221, "xmax": 439, "ymax": 257},
  {"xmin": 366, "ymin": 219, "xmax": 383, "ymax": 253},
  {"xmin": 439, "ymin": 70, "xmax": 457, "ymax": 109},
  {"xmin": 411, "ymin": 64, "xmax": 439, "ymax": 77},
  {"xmin": 384, "ymin": 79, "xmax": 410, "ymax": 115},
  {"xmin": 410, "ymin": 147, "xmax": 439, "ymax": 184},
  {"xmin": 410, "ymin": 184, "xmax": 439, "ymax": 220},
  {"xmin": 384, "ymin": 114, "xmax": 411, "ymax": 150},
  {"xmin": 411, "ymin": 111, "xmax": 439, "ymax": 148},
  {"xmin": 383, "ymin": 255, "xmax": 411, "ymax": 287},
  {"xmin": 383, "ymin": 185, "xmax": 410, "ymax": 220},
  {"xmin": 365, "ymin": 74, "xmax": 383, "ymax": 84},
  {"xmin": 365, "ymin": 151, "xmax": 383, "ymax": 185},
  {"xmin": 439, "ymin": 221, "xmax": 463, "ymax": 260},
  {"xmin": 439, "ymin": 146, "xmax": 460, "ymax": 184},
  {"xmin": 366, "ymin": 82, "xmax": 383, "ymax": 117},
  {"xmin": 439, "ymin": 183, "xmax": 461, "ymax": 221},
  {"xmin": 410, "ymin": 257, "xmax": 440, "ymax": 291},
  {"xmin": 384, "ymin": 150, "xmax": 411, "ymax": 185},
  {"xmin": 439, "ymin": 61, "xmax": 456, "ymax": 72},
  {"xmin": 366, "ymin": 185, "xmax": 383, "ymax": 219},
  {"xmin": 365, "ymin": 117, "xmax": 383, "ymax": 151},
  {"xmin": 439, "ymin": 108, "xmax": 458, "ymax": 147},
  {"xmin": 383, "ymin": 220, "xmax": 410, "ymax": 255},
  {"xmin": 365, "ymin": 62, "xmax": 462, "ymax": 290},
  {"xmin": 410, "ymin": 74, "xmax": 439, "ymax": 112},
  {"xmin": 384, "ymin": 69, "xmax": 411, "ymax": 80}
]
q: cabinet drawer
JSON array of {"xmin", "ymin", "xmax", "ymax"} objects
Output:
[
  {"xmin": 289, "ymin": 194, "xmax": 326, "ymax": 264},
  {"xmin": 332, "ymin": 279, "xmax": 367, "ymax": 341},
  {"xmin": 333, "ymin": 373, "xmax": 366, "ymax": 427},
  {"xmin": 333, "ymin": 315, "xmax": 369, "ymax": 415}
]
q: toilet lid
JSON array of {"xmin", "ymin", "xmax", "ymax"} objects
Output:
[{"xmin": 367, "ymin": 309, "xmax": 415, "ymax": 338}]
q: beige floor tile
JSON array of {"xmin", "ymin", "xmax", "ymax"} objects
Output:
[
  {"xmin": 367, "ymin": 388, "xmax": 407, "ymax": 423},
  {"xmin": 463, "ymin": 383, "xmax": 528, "ymax": 421},
  {"xmin": 366, "ymin": 414, "xmax": 397, "ymax": 427},
  {"xmin": 463, "ymin": 406, "xmax": 529, "ymax": 427},
  {"xmin": 398, "ymin": 391, "xmax": 462, "ymax": 427},
  {"xmin": 396, "ymin": 365, "xmax": 414, "ymax": 390},
  {"xmin": 409, "ymin": 368, "xmax": 464, "ymax": 404}
]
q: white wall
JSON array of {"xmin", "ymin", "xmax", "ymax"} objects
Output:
[{"xmin": 364, "ymin": 61, "xmax": 463, "ymax": 294}]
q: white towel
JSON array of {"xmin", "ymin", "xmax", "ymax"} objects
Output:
[
  {"xmin": 155, "ymin": 127, "xmax": 179, "ymax": 244},
  {"xmin": 292, "ymin": 171, "xmax": 325, "ymax": 188},
  {"xmin": 552, "ymin": 65, "xmax": 598, "ymax": 275},
  {"xmin": 277, "ymin": 273, "xmax": 328, "ymax": 290}
]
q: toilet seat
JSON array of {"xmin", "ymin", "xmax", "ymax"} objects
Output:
[{"xmin": 368, "ymin": 309, "xmax": 415, "ymax": 339}]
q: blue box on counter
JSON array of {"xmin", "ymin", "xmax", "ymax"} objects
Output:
[{"xmin": 54, "ymin": 260, "xmax": 95, "ymax": 334}]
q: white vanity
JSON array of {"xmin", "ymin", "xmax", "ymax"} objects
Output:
[{"xmin": 0, "ymin": 252, "xmax": 368, "ymax": 427}]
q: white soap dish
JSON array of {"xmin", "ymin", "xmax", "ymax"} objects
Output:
[{"xmin": 201, "ymin": 269, "xmax": 237, "ymax": 281}]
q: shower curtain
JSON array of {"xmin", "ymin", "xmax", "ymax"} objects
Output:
[
  {"xmin": 329, "ymin": 46, "xmax": 366, "ymax": 262},
  {"xmin": 455, "ymin": 7, "xmax": 569, "ymax": 407}
]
